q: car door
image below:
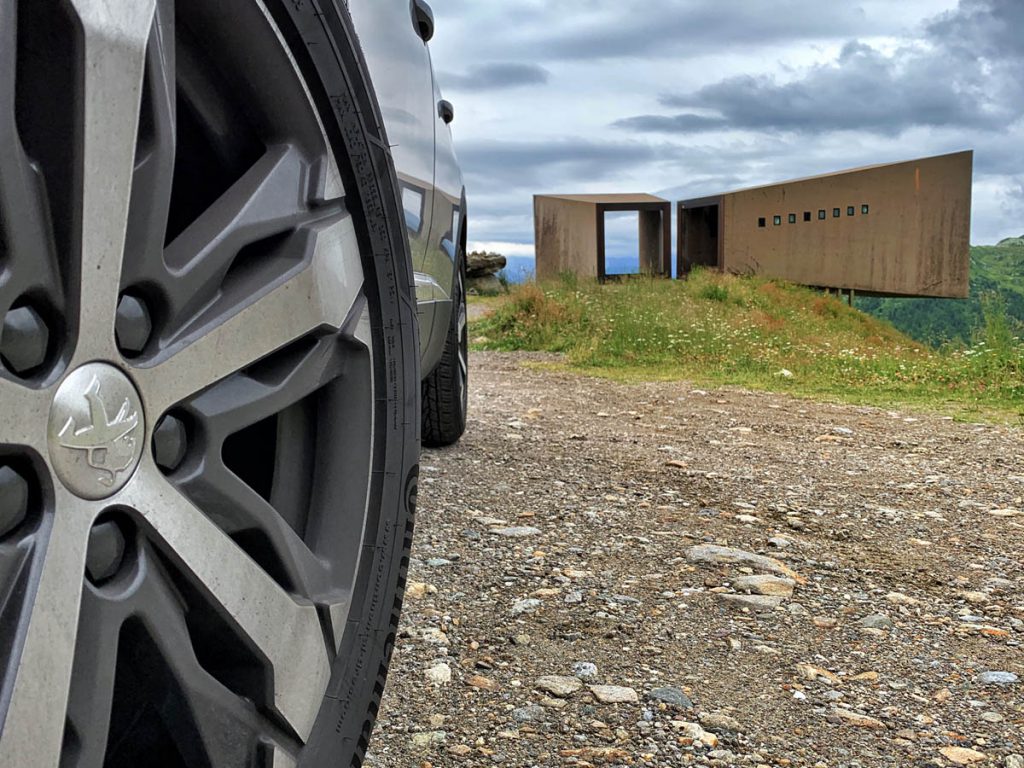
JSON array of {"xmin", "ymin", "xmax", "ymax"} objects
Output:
[{"xmin": 347, "ymin": 0, "xmax": 436, "ymax": 268}]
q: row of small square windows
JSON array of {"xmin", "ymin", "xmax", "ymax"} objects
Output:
[{"xmin": 759, "ymin": 205, "xmax": 870, "ymax": 228}]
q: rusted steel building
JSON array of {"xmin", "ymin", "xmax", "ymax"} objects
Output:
[
  {"xmin": 677, "ymin": 151, "xmax": 973, "ymax": 298},
  {"xmin": 534, "ymin": 194, "xmax": 671, "ymax": 281}
]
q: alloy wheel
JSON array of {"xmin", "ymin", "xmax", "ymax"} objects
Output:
[{"xmin": 0, "ymin": 1, "xmax": 398, "ymax": 765}]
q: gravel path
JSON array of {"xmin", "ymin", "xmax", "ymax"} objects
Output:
[{"xmin": 368, "ymin": 351, "xmax": 1024, "ymax": 768}]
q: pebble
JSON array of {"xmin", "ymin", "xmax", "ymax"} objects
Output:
[
  {"xmin": 1006, "ymin": 756, "xmax": 1024, "ymax": 768},
  {"xmin": 718, "ymin": 594, "xmax": 784, "ymax": 610},
  {"xmin": 686, "ymin": 544, "xmax": 802, "ymax": 581},
  {"xmin": 425, "ymin": 558, "xmax": 452, "ymax": 567},
  {"xmin": 978, "ymin": 671, "xmax": 1019, "ymax": 685},
  {"xmin": 858, "ymin": 613, "xmax": 893, "ymax": 630},
  {"xmin": 424, "ymin": 663, "xmax": 452, "ymax": 686},
  {"xmin": 411, "ymin": 731, "xmax": 447, "ymax": 748},
  {"xmin": 646, "ymin": 686, "xmax": 693, "ymax": 709},
  {"xmin": 940, "ymin": 747, "xmax": 987, "ymax": 765},
  {"xmin": 698, "ymin": 713, "xmax": 744, "ymax": 733},
  {"xmin": 534, "ymin": 675, "xmax": 583, "ymax": 698},
  {"xmin": 589, "ymin": 685, "xmax": 639, "ymax": 704},
  {"xmin": 511, "ymin": 704, "xmax": 545, "ymax": 723},
  {"xmin": 490, "ymin": 526, "xmax": 542, "ymax": 538},
  {"xmin": 832, "ymin": 708, "xmax": 885, "ymax": 729},
  {"xmin": 731, "ymin": 574, "xmax": 796, "ymax": 597},
  {"xmin": 511, "ymin": 599, "xmax": 542, "ymax": 616},
  {"xmin": 573, "ymin": 662, "xmax": 599, "ymax": 680}
]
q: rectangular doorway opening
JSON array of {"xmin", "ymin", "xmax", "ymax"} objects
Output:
[
  {"xmin": 602, "ymin": 211, "xmax": 640, "ymax": 277},
  {"xmin": 679, "ymin": 204, "xmax": 720, "ymax": 275}
]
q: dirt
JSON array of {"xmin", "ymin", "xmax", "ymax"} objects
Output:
[{"xmin": 368, "ymin": 351, "xmax": 1024, "ymax": 767}]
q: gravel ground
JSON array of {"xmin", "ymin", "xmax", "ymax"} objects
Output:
[{"xmin": 368, "ymin": 351, "xmax": 1024, "ymax": 768}]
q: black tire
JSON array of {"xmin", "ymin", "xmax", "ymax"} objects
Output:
[{"xmin": 421, "ymin": 252, "xmax": 468, "ymax": 447}]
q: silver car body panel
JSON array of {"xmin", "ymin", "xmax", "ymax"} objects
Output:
[{"xmin": 347, "ymin": 0, "xmax": 465, "ymax": 376}]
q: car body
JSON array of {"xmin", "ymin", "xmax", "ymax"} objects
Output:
[{"xmin": 350, "ymin": 0, "xmax": 467, "ymax": 379}]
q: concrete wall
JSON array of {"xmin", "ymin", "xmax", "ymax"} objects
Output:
[
  {"xmin": 534, "ymin": 197, "xmax": 599, "ymax": 280},
  {"xmin": 719, "ymin": 151, "xmax": 972, "ymax": 298}
]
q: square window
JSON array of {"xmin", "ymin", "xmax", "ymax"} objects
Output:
[
  {"xmin": 818, "ymin": 210, "xmax": 826, "ymax": 220},
  {"xmin": 788, "ymin": 213, "xmax": 796, "ymax": 224},
  {"xmin": 862, "ymin": 204, "xmax": 870, "ymax": 214},
  {"xmin": 833, "ymin": 208, "xmax": 841, "ymax": 218},
  {"xmin": 758, "ymin": 217, "xmax": 766, "ymax": 228},
  {"xmin": 773, "ymin": 215, "xmax": 782, "ymax": 226},
  {"xmin": 803, "ymin": 211, "xmax": 812, "ymax": 222},
  {"xmin": 847, "ymin": 206, "xmax": 855, "ymax": 216}
]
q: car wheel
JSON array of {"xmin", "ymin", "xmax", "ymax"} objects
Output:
[
  {"xmin": 421, "ymin": 254, "xmax": 468, "ymax": 447},
  {"xmin": 0, "ymin": 1, "xmax": 418, "ymax": 767}
]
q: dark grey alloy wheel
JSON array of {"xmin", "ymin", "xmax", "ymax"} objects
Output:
[
  {"xmin": 421, "ymin": 254, "xmax": 467, "ymax": 447},
  {"xmin": 0, "ymin": 1, "xmax": 419, "ymax": 767}
]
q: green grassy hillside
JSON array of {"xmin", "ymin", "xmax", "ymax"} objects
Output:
[
  {"xmin": 856, "ymin": 239, "xmax": 1024, "ymax": 346},
  {"xmin": 472, "ymin": 270, "xmax": 1024, "ymax": 420}
]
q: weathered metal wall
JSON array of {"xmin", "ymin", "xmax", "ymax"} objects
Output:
[
  {"xmin": 718, "ymin": 151, "xmax": 972, "ymax": 298},
  {"xmin": 534, "ymin": 197, "xmax": 600, "ymax": 280}
]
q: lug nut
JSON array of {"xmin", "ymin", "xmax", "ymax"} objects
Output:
[
  {"xmin": 1, "ymin": 305, "xmax": 50, "ymax": 375},
  {"xmin": 115, "ymin": 294, "xmax": 152, "ymax": 357},
  {"xmin": 0, "ymin": 465, "xmax": 29, "ymax": 538},
  {"xmin": 86, "ymin": 520, "xmax": 126, "ymax": 584},
  {"xmin": 153, "ymin": 415, "xmax": 187, "ymax": 472}
]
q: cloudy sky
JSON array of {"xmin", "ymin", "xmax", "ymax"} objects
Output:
[{"xmin": 427, "ymin": 0, "xmax": 1023, "ymax": 261}]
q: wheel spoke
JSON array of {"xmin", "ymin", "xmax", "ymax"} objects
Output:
[
  {"xmin": 137, "ymin": 211, "xmax": 363, "ymax": 416},
  {"xmin": 67, "ymin": 0, "xmax": 157, "ymax": 364},
  {"xmin": 121, "ymin": 463, "xmax": 331, "ymax": 741},
  {"xmin": 0, "ymin": 378, "xmax": 51, "ymax": 450},
  {"xmin": 0, "ymin": 490, "xmax": 95, "ymax": 768}
]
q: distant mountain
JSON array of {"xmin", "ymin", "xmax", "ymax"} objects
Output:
[{"xmin": 856, "ymin": 239, "xmax": 1024, "ymax": 346}]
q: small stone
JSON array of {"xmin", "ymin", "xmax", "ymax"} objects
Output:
[
  {"xmin": 406, "ymin": 581, "xmax": 435, "ymax": 599},
  {"xmin": 647, "ymin": 686, "xmax": 693, "ymax": 709},
  {"xmin": 978, "ymin": 671, "xmax": 1019, "ymax": 686},
  {"xmin": 1005, "ymin": 756, "xmax": 1024, "ymax": 768},
  {"xmin": 718, "ymin": 594, "xmax": 784, "ymax": 610},
  {"xmin": 512, "ymin": 704, "xmax": 545, "ymax": 723},
  {"xmin": 698, "ymin": 712, "xmax": 743, "ymax": 733},
  {"xmin": 573, "ymin": 662, "xmax": 598, "ymax": 680},
  {"xmin": 534, "ymin": 675, "xmax": 583, "ymax": 698},
  {"xmin": 419, "ymin": 628, "xmax": 449, "ymax": 645},
  {"xmin": 686, "ymin": 544, "xmax": 802, "ymax": 581},
  {"xmin": 466, "ymin": 675, "xmax": 497, "ymax": 690},
  {"xmin": 589, "ymin": 685, "xmax": 639, "ymax": 704},
  {"xmin": 411, "ymin": 731, "xmax": 447, "ymax": 748},
  {"xmin": 424, "ymin": 663, "xmax": 452, "ymax": 687},
  {"xmin": 858, "ymin": 614, "xmax": 893, "ymax": 630},
  {"xmin": 426, "ymin": 558, "xmax": 452, "ymax": 567},
  {"xmin": 511, "ymin": 598, "xmax": 542, "ymax": 616},
  {"xmin": 449, "ymin": 745, "xmax": 473, "ymax": 757},
  {"xmin": 768, "ymin": 536, "xmax": 794, "ymax": 549},
  {"xmin": 980, "ymin": 711, "xmax": 1004, "ymax": 723},
  {"xmin": 939, "ymin": 747, "xmax": 987, "ymax": 765},
  {"xmin": 960, "ymin": 590, "xmax": 990, "ymax": 604},
  {"xmin": 491, "ymin": 526, "xmax": 542, "ymax": 538},
  {"xmin": 833, "ymin": 708, "xmax": 885, "ymax": 729},
  {"xmin": 885, "ymin": 591, "xmax": 920, "ymax": 606},
  {"xmin": 564, "ymin": 590, "xmax": 583, "ymax": 604},
  {"xmin": 732, "ymin": 574, "xmax": 796, "ymax": 597}
]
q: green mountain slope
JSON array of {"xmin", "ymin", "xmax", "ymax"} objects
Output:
[{"xmin": 856, "ymin": 239, "xmax": 1024, "ymax": 346}]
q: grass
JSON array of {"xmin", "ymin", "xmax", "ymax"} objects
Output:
[{"xmin": 471, "ymin": 270, "xmax": 1024, "ymax": 422}]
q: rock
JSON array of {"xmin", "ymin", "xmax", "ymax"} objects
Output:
[
  {"xmin": 425, "ymin": 558, "xmax": 453, "ymax": 567},
  {"xmin": 978, "ymin": 671, "xmax": 1019, "ymax": 686},
  {"xmin": 512, "ymin": 704, "xmax": 545, "ymax": 723},
  {"xmin": 717, "ymin": 594, "xmax": 784, "ymax": 610},
  {"xmin": 732, "ymin": 574, "xmax": 796, "ymax": 597},
  {"xmin": 960, "ymin": 590, "xmax": 990, "ymax": 604},
  {"xmin": 406, "ymin": 581, "xmax": 435, "ymax": 599},
  {"xmin": 491, "ymin": 526, "xmax": 542, "ymax": 538},
  {"xmin": 647, "ymin": 686, "xmax": 693, "ymax": 709},
  {"xmin": 419, "ymin": 627, "xmax": 449, "ymax": 645},
  {"xmin": 858, "ymin": 613, "xmax": 893, "ymax": 630},
  {"xmin": 1006, "ymin": 756, "xmax": 1024, "ymax": 768},
  {"xmin": 833, "ymin": 708, "xmax": 885, "ymax": 729},
  {"xmin": 686, "ymin": 544, "xmax": 803, "ymax": 582},
  {"xmin": 698, "ymin": 713, "xmax": 744, "ymax": 733},
  {"xmin": 885, "ymin": 591, "xmax": 920, "ymax": 606},
  {"xmin": 795, "ymin": 663, "xmax": 841, "ymax": 685},
  {"xmin": 980, "ymin": 711, "xmax": 1004, "ymax": 723},
  {"xmin": 564, "ymin": 590, "xmax": 583, "ymax": 604},
  {"xmin": 768, "ymin": 536, "xmax": 794, "ymax": 549},
  {"xmin": 467, "ymin": 251, "xmax": 507, "ymax": 277},
  {"xmin": 511, "ymin": 598, "xmax": 542, "ymax": 616},
  {"xmin": 466, "ymin": 675, "xmax": 498, "ymax": 690},
  {"xmin": 939, "ymin": 747, "xmax": 987, "ymax": 765},
  {"xmin": 425, "ymin": 663, "xmax": 452, "ymax": 686},
  {"xmin": 534, "ymin": 675, "xmax": 583, "ymax": 698},
  {"xmin": 589, "ymin": 685, "xmax": 639, "ymax": 704},
  {"xmin": 573, "ymin": 662, "xmax": 599, "ymax": 680},
  {"xmin": 466, "ymin": 274, "xmax": 503, "ymax": 296},
  {"xmin": 411, "ymin": 731, "xmax": 447, "ymax": 748}
]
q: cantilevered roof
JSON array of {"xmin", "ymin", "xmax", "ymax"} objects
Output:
[{"xmin": 536, "ymin": 193, "xmax": 668, "ymax": 204}]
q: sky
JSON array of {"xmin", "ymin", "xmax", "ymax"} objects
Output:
[{"xmin": 427, "ymin": 0, "xmax": 1024, "ymax": 262}]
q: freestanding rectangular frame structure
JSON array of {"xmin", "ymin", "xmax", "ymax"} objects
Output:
[
  {"xmin": 534, "ymin": 194, "xmax": 671, "ymax": 281},
  {"xmin": 677, "ymin": 151, "xmax": 973, "ymax": 298}
]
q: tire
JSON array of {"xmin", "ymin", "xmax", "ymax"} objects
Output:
[
  {"xmin": 421, "ymin": 253, "xmax": 469, "ymax": 447},
  {"xmin": 0, "ymin": 2, "xmax": 417, "ymax": 767}
]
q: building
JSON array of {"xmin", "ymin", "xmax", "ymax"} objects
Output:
[
  {"xmin": 534, "ymin": 194, "xmax": 671, "ymax": 281},
  {"xmin": 677, "ymin": 151, "xmax": 973, "ymax": 298}
]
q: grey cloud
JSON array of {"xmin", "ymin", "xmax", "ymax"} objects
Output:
[
  {"xmin": 439, "ymin": 63, "xmax": 550, "ymax": 92},
  {"xmin": 616, "ymin": 0, "xmax": 1024, "ymax": 137}
]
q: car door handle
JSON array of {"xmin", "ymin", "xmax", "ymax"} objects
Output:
[
  {"xmin": 438, "ymin": 99, "xmax": 454, "ymax": 125},
  {"xmin": 412, "ymin": 0, "xmax": 434, "ymax": 42}
]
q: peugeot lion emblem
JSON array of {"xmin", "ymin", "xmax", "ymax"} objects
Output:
[{"xmin": 58, "ymin": 376, "xmax": 141, "ymax": 487}]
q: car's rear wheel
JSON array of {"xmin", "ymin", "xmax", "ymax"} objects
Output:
[
  {"xmin": 421, "ymin": 253, "xmax": 468, "ymax": 447},
  {"xmin": 0, "ymin": 1, "xmax": 418, "ymax": 766}
]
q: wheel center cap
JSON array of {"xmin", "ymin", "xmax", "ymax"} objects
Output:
[{"xmin": 48, "ymin": 363, "xmax": 146, "ymax": 500}]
